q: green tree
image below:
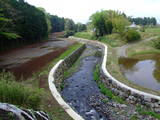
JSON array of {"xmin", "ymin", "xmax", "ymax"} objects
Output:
[{"xmin": 64, "ymin": 18, "xmax": 75, "ymax": 31}]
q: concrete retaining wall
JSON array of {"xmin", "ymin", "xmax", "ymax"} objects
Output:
[
  {"xmin": 48, "ymin": 44, "xmax": 86, "ymax": 120},
  {"xmin": 70, "ymin": 37, "xmax": 160, "ymax": 113}
]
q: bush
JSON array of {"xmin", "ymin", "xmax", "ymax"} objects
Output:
[
  {"xmin": 124, "ymin": 29, "xmax": 141, "ymax": 42},
  {"xmin": 64, "ymin": 30, "xmax": 75, "ymax": 37},
  {"xmin": 153, "ymin": 37, "xmax": 160, "ymax": 49},
  {"xmin": 0, "ymin": 72, "xmax": 43, "ymax": 109}
]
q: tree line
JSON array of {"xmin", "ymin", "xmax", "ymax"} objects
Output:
[
  {"xmin": 89, "ymin": 10, "xmax": 130, "ymax": 38},
  {"xmin": 128, "ymin": 17, "xmax": 157, "ymax": 26},
  {"xmin": 0, "ymin": 0, "xmax": 86, "ymax": 51}
]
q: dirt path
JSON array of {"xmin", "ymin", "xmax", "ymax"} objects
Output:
[
  {"xmin": 61, "ymin": 45, "xmax": 108, "ymax": 120},
  {"xmin": 0, "ymin": 33, "xmax": 75, "ymax": 79},
  {"xmin": 115, "ymin": 36, "xmax": 158, "ymax": 57}
]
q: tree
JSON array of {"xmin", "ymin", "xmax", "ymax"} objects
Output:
[
  {"xmin": 129, "ymin": 17, "xmax": 157, "ymax": 26},
  {"xmin": 0, "ymin": 0, "xmax": 48, "ymax": 50},
  {"xmin": 89, "ymin": 10, "xmax": 130, "ymax": 37},
  {"xmin": 75, "ymin": 23, "xmax": 86, "ymax": 32},
  {"xmin": 64, "ymin": 18, "xmax": 75, "ymax": 31}
]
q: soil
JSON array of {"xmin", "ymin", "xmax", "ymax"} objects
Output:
[{"xmin": 0, "ymin": 33, "xmax": 75, "ymax": 80}]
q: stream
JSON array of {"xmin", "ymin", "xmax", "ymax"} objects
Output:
[{"xmin": 61, "ymin": 45, "xmax": 108, "ymax": 120}]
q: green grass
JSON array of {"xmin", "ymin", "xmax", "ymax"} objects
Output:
[
  {"xmin": 0, "ymin": 71, "xmax": 43, "ymax": 110},
  {"xmin": 93, "ymin": 64, "xmax": 125, "ymax": 104},
  {"xmin": 24, "ymin": 43, "xmax": 83, "ymax": 120},
  {"xmin": 136, "ymin": 105, "xmax": 160, "ymax": 119},
  {"xmin": 74, "ymin": 32, "xmax": 95, "ymax": 40},
  {"xmin": 74, "ymin": 32, "xmax": 126, "ymax": 47},
  {"xmin": 0, "ymin": 43, "xmax": 82, "ymax": 120}
]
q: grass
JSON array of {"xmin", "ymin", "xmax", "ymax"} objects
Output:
[
  {"xmin": 24, "ymin": 43, "xmax": 83, "ymax": 120},
  {"xmin": 93, "ymin": 64, "xmax": 125, "ymax": 104},
  {"xmin": 127, "ymin": 38, "xmax": 160, "ymax": 57},
  {"xmin": 0, "ymin": 71, "xmax": 43, "ymax": 110},
  {"xmin": 140, "ymin": 27, "xmax": 160, "ymax": 39},
  {"xmin": 74, "ymin": 32, "xmax": 126, "ymax": 47},
  {"xmin": 136, "ymin": 105, "xmax": 160, "ymax": 119},
  {"xmin": 74, "ymin": 32, "xmax": 95, "ymax": 40},
  {"xmin": 0, "ymin": 43, "xmax": 82, "ymax": 120}
]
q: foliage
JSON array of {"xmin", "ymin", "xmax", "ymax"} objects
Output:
[
  {"xmin": 89, "ymin": 10, "xmax": 130, "ymax": 37},
  {"xmin": 0, "ymin": 0, "xmax": 48, "ymax": 50},
  {"xmin": 93, "ymin": 64, "xmax": 125, "ymax": 104},
  {"xmin": 50, "ymin": 15, "xmax": 65, "ymax": 32},
  {"xmin": 153, "ymin": 37, "xmax": 160, "ymax": 49},
  {"xmin": 64, "ymin": 18, "xmax": 75, "ymax": 31},
  {"xmin": 64, "ymin": 30, "xmax": 75, "ymax": 37},
  {"xmin": 129, "ymin": 17, "xmax": 157, "ymax": 26},
  {"xmin": 75, "ymin": 23, "xmax": 86, "ymax": 32},
  {"xmin": 0, "ymin": 71, "xmax": 43, "ymax": 109},
  {"xmin": 124, "ymin": 29, "xmax": 141, "ymax": 42},
  {"xmin": 74, "ymin": 32, "xmax": 96, "ymax": 40},
  {"xmin": 136, "ymin": 105, "xmax": 160, "ymax": 119}
]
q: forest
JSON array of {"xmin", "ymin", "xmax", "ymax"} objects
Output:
[{"xmin": 0, "ymin": 0, "xmax": 86, "ymax": 51}]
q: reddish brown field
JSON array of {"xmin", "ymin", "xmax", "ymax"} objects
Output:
[{"xmin": 9, "ymin": 47, "xmax": 68, "ymax": 80}]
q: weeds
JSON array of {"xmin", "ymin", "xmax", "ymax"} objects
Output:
[
  {"xmin": 0, "ymin": 71, "xmax": 43, "ymax": 109},
  {"xmin": 93, "ymin": 64, "xmax": 125, "ymax": 104},
  {"xmin": 136, "ymin": 105, "xmax": 160, "ymax": 119}
]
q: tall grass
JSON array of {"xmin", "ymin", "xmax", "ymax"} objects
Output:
[{"xmin": 0, "ymin": 71, "xmax": 43, "ymax": 109}]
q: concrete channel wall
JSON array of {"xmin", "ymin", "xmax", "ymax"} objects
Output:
[
  {"xmin": 48, "ymin": 37, "xmax": 160, "ymax": 120},
  {"xmin": 48, "ymin": 44, "xmax": 86, "ymax": 120},
  {"xmin": 69, "ymin": 37, "xmax": 160, "ymax": 113}
]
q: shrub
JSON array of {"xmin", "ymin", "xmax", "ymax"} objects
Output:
[
  {"xmin": 64, "ymin": 30, "xmax": 75, "ymax": 37},
  {"xmin": 124, "ymin": 29, "xmax": 141, "ymax": 42},
  {"xmin": 0, "ymin": 72, "xmax": 43, "ymax": 109},
  {"xmin": 153, "ymin": 37, "xmax": 160, "ymax": 49}
]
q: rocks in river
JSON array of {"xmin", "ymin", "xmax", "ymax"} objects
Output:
[
  {"xmin": 88, "ymin": 94, "xmax": 157, "ymax": 120},
  {"xmin": 0, "ymin": 103, "xmax": 51, "ymax": 120}
]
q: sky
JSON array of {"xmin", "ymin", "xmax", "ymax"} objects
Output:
[{"xmin": 25, "ymin": 0, "xmax": 160, "ymax": 24}]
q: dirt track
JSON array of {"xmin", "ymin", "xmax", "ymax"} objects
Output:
[{"xmin": 115, "ymin": 36, "xmax": 157, "ymax": 57}]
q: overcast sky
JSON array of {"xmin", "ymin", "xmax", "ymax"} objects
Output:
[{"xmin": 25, "ymin": 0, "xmax": 160, "ymax": 23}]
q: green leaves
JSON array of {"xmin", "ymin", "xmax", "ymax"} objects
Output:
[
  {"xmin": 89, "ymin": 10, "xmax": 130, "ymax": 37},
  {"xmin": 0, "ymin": 32, "xmax": 21, "ymax": 39}
]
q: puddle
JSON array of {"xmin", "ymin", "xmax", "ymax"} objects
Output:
[{"xmin": 119, "ymin": 54, "xmax": 160, "ymax": 91}]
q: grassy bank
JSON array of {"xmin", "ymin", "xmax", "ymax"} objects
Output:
[
  {"xmin": 23, "ymin": 43, "xmax": 83, "ymax": 120},
  {"xmin": 74, "ymin": 32, "xmax": 126, "ymax": 47},
  {"xmin": 93, "ymin": 63, "xmax": 160, "ymax": 119},
  {"xmin": 127, "ymin": 38, "xmax": 160, "ymax": 57},
  {"xmin": 0, "ymin": 43, "xmax": 83, "ymax": 120}
]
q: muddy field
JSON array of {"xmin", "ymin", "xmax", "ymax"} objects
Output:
[{"xmin": 0, "ymin": 33, "xmax": 75, "ymax": 79}]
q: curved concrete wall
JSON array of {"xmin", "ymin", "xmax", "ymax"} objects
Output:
[
  {"xmin": 69, "ymin": 37, "xmax": 160, "ymax": 113},
  {"xmin": 48, "ymin": 37, "xmax": 160, "ymax": 120},
  {"xmin": 48, "ymin": 44, "xmax": 86, "ymax": 120}
]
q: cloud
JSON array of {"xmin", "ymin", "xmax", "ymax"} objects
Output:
[{"xmin": 25, "ymin": 0, "xmax": 160, "ymax": 23}]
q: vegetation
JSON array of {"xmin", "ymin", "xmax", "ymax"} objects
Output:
[
  {"xmin": 94, "ymin": 64, "xmax": 125, "ymax": 104},
  {"xmin": 23, "ymin": 43, "xmax": 82, "ymax": 119},
  {"xmin": 0, "ymin": 0, "xmax": 86, "ymax": 51},
  {"xmin": 153, "ymin": 37, "xmax": 160, "ymax": 49},
  {"xmin": 0, "ymin": 0, "xmax": 48, "ymax": 50},
  {"xmin": 89, "ymin": 10, "xmax": 130, "ymax": 37},
  {"xmin": 129, "ymin": 17, "xmax": 157, "ymax": 26},
  {"xmin": 136, "ymin": 105, "xmax": 160, "ymax": 119},
  {"xmin": 0, "ymin": 71, "xmax": 43, "ymax": 109},
  {"xmin": 124, "ymin": 29, "xmax": 141, "ymax": 42}
]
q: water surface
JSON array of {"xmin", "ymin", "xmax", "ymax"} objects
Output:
[{"xmin": 119, "ymin": 54, "xmax": 160, "ymax": 91}]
